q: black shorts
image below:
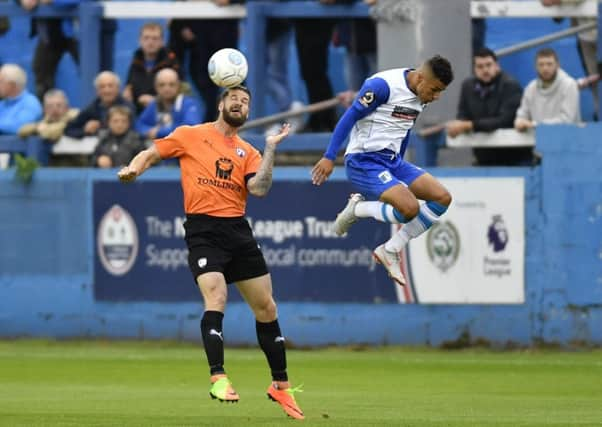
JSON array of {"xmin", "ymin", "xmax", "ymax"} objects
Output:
[{"xmin": 184, "ymin": 214, "xmax": 269, "ymax": 284}]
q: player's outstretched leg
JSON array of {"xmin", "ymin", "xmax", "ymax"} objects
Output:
[
  {"xmin": 209, "ymin": 374, "xmax": 240, "ymax": 403},
  {"xmin": 267, "ymin": 381, "xmax": 305, "ymax": 420},
  {"xmin": 333, "ymin": 193, "xmax": 365, "ymax": 236}
]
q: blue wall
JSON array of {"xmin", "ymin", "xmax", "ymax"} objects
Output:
[{"xmin": 0, "ymin": 124, "xmax": 601, "ymax": 346}]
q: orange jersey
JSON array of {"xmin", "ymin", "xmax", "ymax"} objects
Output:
[{"xmin": 154, "ymin": 123, "xmax": 262, "ymax": 217}]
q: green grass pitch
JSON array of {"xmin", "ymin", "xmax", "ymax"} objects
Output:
[{"xmin": 1, "ymin": 340, "xmax": 601, "ymax": 426}]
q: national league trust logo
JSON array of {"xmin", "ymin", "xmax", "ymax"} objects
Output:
[{"xmin": 97, "ymin": 204, "xmax": 139, "ymax": 276}]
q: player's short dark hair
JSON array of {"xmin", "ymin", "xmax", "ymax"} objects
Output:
[
  {"xmin": 474, "ymin": 47, "xmax": 498, "ymax": 62},
  {"xmin": 536, "ymin": 47, "xmax": 558, "ymax": 61},
  {"xmin": 220, "ymin": 85, "xmax": 251, "ymax": 100},
  {"xmin": 427, "ymin": 55, "xmax": 454, "ymax": 86}
]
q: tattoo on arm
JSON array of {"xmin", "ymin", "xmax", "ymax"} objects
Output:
[{"xmin": 250, "ymin": 142, "xmax": 276, "ymax": 196}]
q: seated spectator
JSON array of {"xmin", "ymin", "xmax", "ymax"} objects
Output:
[
  {"xmin": 446, "ymin": 48, "xmax": 526, "ymax": 166},
  {"xmin": 65, "ymin": 71, "xmax": 134, "ymax": 139},
  {"xmin": 92, "ymin": 106, "xmax": 145, "ymax": 168},
  {"xmin": 135, "ymin": 68, "xmax": 200, "ymax": 139},
  {"xmin": 18, "ymin": 89, "xmax": 79, "ymax": 165},
  {"xmin": 123, "ymin": 22, "xmax": 180, "ymax": 114},
  {"xmin": 515, "ymin": 48, "xmax": 581, "ymax": 132},
  {"xmin": 18, "ymin": 89, "xmax": 79, "ymax": 141},
  {"xmin": 0, "ymin": 64, "xmax": 43, "ymax": 135}
]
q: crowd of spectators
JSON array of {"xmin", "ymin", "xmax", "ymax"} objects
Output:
[
  {"xmin": 0, "ymin": 0, "xmax": 598, "ymax": 169},
  {"xmin": 1, "ymin": 0, "xmax": 379, "ymax": 168},
  {"xmin": 446, "ymin": 46, "xmax": 583, "ymax": 166}
]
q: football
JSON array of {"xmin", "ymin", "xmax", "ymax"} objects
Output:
[{"xmin": 207, "ymin": 48, "xmax": 248, "ymax": 88}]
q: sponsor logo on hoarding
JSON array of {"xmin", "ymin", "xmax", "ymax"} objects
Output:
[
  {"xmin": 487, "ymin": 214, "xmax": 508, "ymax": 252},
  {"xmin": 97, "ymin": 204, "xmax": 139, "ymax": 276},
  {"xmin": 426, "ymin": 221, "xmax": 460, "ymax": 272},
  {"xmin": 484, "ymin": 215, "xmax": 512, "ymax": 277}
]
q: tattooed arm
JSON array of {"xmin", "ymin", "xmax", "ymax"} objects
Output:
[{"xmin": 247, "ymin": 124, "xmax": 290, "ymax": 197}]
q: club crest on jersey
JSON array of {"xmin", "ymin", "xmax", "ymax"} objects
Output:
[
  {"xmin": 392, "ymin": 106, "xmax": 419, "ymax": 121},
  {"xmin": 215, "ymin": 157, "xmax": 234, "ymax": 180},
  {"xmin": 236, "ymin": 147, "xmax": 246, "ymax": 158},
  {"xmin": 378, "ymin": 170, "xmax": 393, "ymax": 183},
  {"xmin": 359, "ymin": 91, "xmax": 375, "ymax": 107}
]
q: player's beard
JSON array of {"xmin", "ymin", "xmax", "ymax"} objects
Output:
[{"xmin": 222, "ymin": 108, "xmax": 248, "ymax": 127}]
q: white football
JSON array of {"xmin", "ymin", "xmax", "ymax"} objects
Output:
[{"xmin": 208, "ymin": 48, "xmax": 248, "ymax": 88}]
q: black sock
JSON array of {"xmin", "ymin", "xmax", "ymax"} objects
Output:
[
  {"xmin": 200, "ymin": 311, "xmax": 225, "ymax": 376},
  {"xmin": 256, "ymin": 319, "xmax": 288, "ymax": 382}
]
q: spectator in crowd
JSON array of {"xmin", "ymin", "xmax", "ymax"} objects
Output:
[
  {"xmin": 446, "ymin": 48, "xmax": 526, "ymax": 166},
  {"xmin": 65, "ymin": 71, "xmax": 134, "ymax": 139},
  {"xmin": 0, "ymin": 64, "xmax": 43, "ymax": 135},
  {"xmin": 19, "ymin": 0, "xmax": 78, "ymax": 100},
  {"xmin": 168, "ymin": 0, "xmax": 242, "ymax": 122},
  {"xmin": 263, "ymin": 19, "xmax": 305, "ymax": 135},
  {"xmin": 123, "ymin": 22, "xmax": 180, "ymax": 114},
  {"xmin": 135, "ymin": 68, "xmax": 200, "ymax": 139},
  {"xmin": 293, "ymin": 0, "xmax": 341, "ymax": 132},
  {"xmin": 541, "ymin": 0, "xmax": 599, "ymax": 120},
  {"xmin": 18, "ymin": 89, "xmax": 78, "ymax": 165},
  {"xmin": 92, "ymin": 105, "xmax": 145, "ymax": 168},
  {"xmin": 18, "ymin": 89, "xmax": 78, "ymax": 140},
  {"xmin": 335, "ymin": 0, "xmax": 378, "ymax": 108},
  {"xmin": 515, "ymin": 48, "xmax": 581, "ymax": 132},
  {"xmin": 337, "ymin": 17, "xmax": 377, "ymax": 93},
  {"xmin": 168, "ymin": 18, "xmax": 200, "ymax": 95}
]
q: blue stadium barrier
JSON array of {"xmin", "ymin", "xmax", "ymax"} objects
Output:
[
  {"xmin": 0, "ymin": 135, "xmax": 27, "ymax": 155},
  {"xmin": 0, "ymin": 135, "xmax": 53, "ymax": 165},
  {"xmin": 0, "ymin": 124, "xmax": 600, "ymax": 346}
]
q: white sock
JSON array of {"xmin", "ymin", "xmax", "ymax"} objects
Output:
[
  {"xmin": 354, "ymin": 201, "xmax": 405, "ymax": 224},
  {"xmin": 384, "ymin": 203, "xmax": 442, "ymax": 252}
]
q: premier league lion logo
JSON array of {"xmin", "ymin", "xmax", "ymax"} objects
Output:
[{"xmin": 487, "ymin": 215, "xmax": 508, "ymax": 252}]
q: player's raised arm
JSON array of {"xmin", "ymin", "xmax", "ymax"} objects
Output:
[
  {"xmin": 117, "ymin": 144, "xmax": 162, "ymax": 183},
  {"xmin": 247, "ymin": 123, "xmax": 290, "ymax": 197},
  {"xmin": 311, "ymin": 77, "xmax": 390, "ymax": 186}
]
